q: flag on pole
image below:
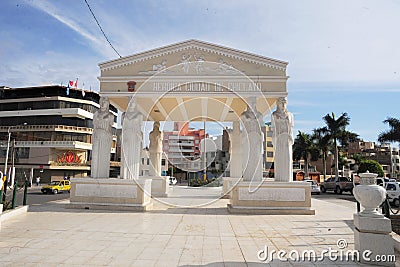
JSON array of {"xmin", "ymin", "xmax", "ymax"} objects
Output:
[{"xmin": 69, "ymin": 79, "xmax": 78, "ymax": 88}]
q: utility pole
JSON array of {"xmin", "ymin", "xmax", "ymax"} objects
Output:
[
  {"xmin": 4, "ymin": 128, "xmax": 11, "ymax": 176},
  {"xmin": 10, "ymin": 139, "xmax": 16, "ymax": 188},
  {"xmin": 203, "ymin": 121, "xmax": 207, "ymax": 182},
  {"xmin": 2, "ymin": 128, "xmax": 11, "ymax": 201}
]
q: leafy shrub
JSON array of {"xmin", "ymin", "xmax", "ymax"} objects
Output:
[{"xmin": 358, "ymin": 159, "xmax": 385, "ymax": 177}]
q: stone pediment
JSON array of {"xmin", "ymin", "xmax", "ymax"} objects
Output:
[
  {"xmin": 99, "ymin": 39, "xmax": 288, "ymax": 77},
  {"xmin": 98, "ymin": 40, "xmax": 289, "ymax": 120}
]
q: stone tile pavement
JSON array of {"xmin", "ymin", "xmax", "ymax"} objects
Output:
[{"xmin": 0, "ymin": 186, "xmax": 398, "ymax": 266}]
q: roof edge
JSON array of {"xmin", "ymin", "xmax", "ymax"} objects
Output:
[{"xmin": 98, "ymin": 39, "xmax": 288, "ymax": 70}]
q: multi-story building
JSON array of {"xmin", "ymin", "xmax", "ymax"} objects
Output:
[
  {"xmin": 0, "ymin": 85, "xmax": 118, "ymax": 183},
  {"xmin": 348, "ymin": 141, "xmax": 400, "ymax": 178},
  {"xmin": 264, "ymin": 122, "xmax": 274, "ymax": 171},
  {"xmin": 392, "ymin": 148, "xmax": 400, "ymax": 177},
  {"xmin": 348, "ymin": 141, "xmax": 375, "ymax": 154},
  {"xmin": 163, "ymin": 122, "xmax": 206, "ymax": 172},
  {"xmin": 139, "ymin": 148, "xmax": 168, "ymax": 176}
]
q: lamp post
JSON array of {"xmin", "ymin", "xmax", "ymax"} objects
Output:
[
  {"xmin": 1, "ymin": 127, "xmax": 11, "ymax": 202},
  {"xmin": 3, "ymin": 127, "xmax": 11, "ymax": 176},
  {"xmin": 2, "ymin": 123, "xmax": 27, "ymax": 201},
  {"xmin": 203, "ymin": 121, "xmax": 207, "ymax": 182}
]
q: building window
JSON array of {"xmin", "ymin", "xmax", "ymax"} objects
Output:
[
  {"xmin": 16, "ymin": 147, "xmax": 30, "ymax": 159},
  {"xmin": 141, "ymin": 158, "xmax": 144, "ymax": 164},
  {"xmin": 267, "ymin": 141, "xmax": 273, "ymax": 147},
  {"xmin": 164, "ymin": 140, "xmax": 168, "ymax": 143},
  {"xmin": 147, "ymin": 158, "xmax": 149, "ymax": 165},
  {"xmin": 161, "ymin": 159, "xmax": 166, "ymax": 166},
  {"xmin": 267, "ymin": 151, "xmax": 274, "ymax": 158}
]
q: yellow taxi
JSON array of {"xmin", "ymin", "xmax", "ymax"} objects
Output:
[{"xmin": 41, "ymin": 180, "xmax": 71, "ymax": 194}]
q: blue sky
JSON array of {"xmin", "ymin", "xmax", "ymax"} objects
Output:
[{"xmin": 0, "ymin": 0, "xmax": 399, "ymax": 143}]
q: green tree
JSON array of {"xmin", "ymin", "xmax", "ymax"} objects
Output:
[
  {"xmin": 293, "ymin": 131, "xmax": 317, "ymax": 178},
  {"xmin": 337, "ymin": 154, "xmax": 348, "ymax": 170},
  {"xmin": 323, "ymin": 112, "xmax": 358, "ymax": 181},
  {"xmin": 351, "ymin": 153, "xmax": 364, "ymax": 166},
  {"xmin": 338, "ymin": 131, "xmax": 359, "ymax": 153},
  {"xmin": 358, "ymin": 159, "xmax": 385, "ymax": 177},
  {"xmin": 378, "ymin": 117, "xmax": 400, "ymax": 143},
  {"xmin": 312, "ymin": 127, "xmax": 332, "ymax": 182}
]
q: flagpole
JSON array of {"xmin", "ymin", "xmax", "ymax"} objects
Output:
[{"xmin": 203, "ymin": 120, "xmax": 207, "ymax": 182}]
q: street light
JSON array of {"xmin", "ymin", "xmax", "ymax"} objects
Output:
[
  {"xmin": 3, "ymin": 127, "xmax": 11, "ymax": 177},
  {"xmin": 2, "ymin": 123, "xmax": 27, "ymax": 200},
  {"xmin": 1, "ymin": 128, "xmax": 11, "ymax": 202}
]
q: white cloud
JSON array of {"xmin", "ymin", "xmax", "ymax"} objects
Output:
[
  {"xmin": 24, "ymin": 0, "xmax": 115, "ymax": 58},
  {"xmin": 0, "ymin": 51, "xmax": 100, "ymax": 90}
]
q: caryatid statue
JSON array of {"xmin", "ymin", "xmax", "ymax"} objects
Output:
[
  {"xmin": 121, "ymin": 98, "xmax": 143, "ymax": 179},
  {"xmin": 149, "ymin": 121, "xmax": 163, "ymax": 176},
  {"xmin": 271, "ymin": 97, "xmax": 294, "ymax": 182},
  {"xmin": 92, "ymin": 96, "xmax": 114, "ymax": 178},
  {"xmin": 240, "ymin": 97, "xmax": 264, "ymax": 182}
]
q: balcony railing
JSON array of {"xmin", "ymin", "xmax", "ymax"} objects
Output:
[
  {"xmin": 3, "ymin": 141, "xmax": 94, "ymax": 150},
  {"xmin": 168, "ymin": 135, "xmax": 195, "ymax": 140},
  {"xmin": 169, "ymin": 141, "xmax": 194, "ymax": 146},
  {"xmin": 0, "ymin": 125, "xmax": 93, "ymax": 134},
  {"xmin": 168, "ymin": 148, "xmax": 194, "ymax": 153}
]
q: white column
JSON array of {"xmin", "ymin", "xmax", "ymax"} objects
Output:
[
  {"xmin": 240, "ymin": 97, "xmax": 263, "ymax": 182},
  {"xmin": 229, "ymin": 121, "xmax": 242, "ymax": 178},
  {"xmin": 149, "ymin": 121, "xmax": 163, "ymax": 176},
  {"xmin": 10, "ymin": 167, "xmax": 15, "ymax": 188},
  {"xmin": 29, "ymin": 167, "xmax": 34, "ymax": 187}
]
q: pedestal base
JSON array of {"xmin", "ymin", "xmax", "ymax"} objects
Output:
[
  {"xmin": 228, "ymin": 181, "xmax": 315, "ymax": 215},
  {"xmin": 221, "ymin": 177, "xmax": 242, "ymax": 199},
  {"xmin": 142, "ymin": 176, "xmax": 170, "ymax": 197},
  {"xmin": 67, "ymin": 178, "xmax": 152, "ymax": 211},
  {"xmin": 354, "ymin": 213, "xmax": 395, "ymax": 266},
  {"xmin": 0, "ymin": 204, "xmax": 3, "ymax": 228}
]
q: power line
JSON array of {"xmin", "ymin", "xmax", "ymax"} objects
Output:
[{"xmin": 83, "ymin": 0, "xmax": 122, "ymax": 58}]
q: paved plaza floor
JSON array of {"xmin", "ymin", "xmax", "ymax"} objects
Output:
[{"xmin": 0, "ymin": 185, "xmax": 399, "ymax": 266}]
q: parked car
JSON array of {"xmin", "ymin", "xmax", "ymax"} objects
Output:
[
  {"xmin": 169, "ymin": 177, "xmax": 177, "ymax": 185},
  {"xmin": 385, "ymin": 181, "xmax": 400, "ymax": 206},
  {"xmin": 377, "ymin": 177, "xmax": 396, "ymax": 187},
  {"xmin": 320, "ymin": 177, "xmax": 355, "ymax": 194},
  {"xmin": 41, "ymin": 180, "xmax": 71, "ymax": 194},
  {"xmin": 304, "ymin": 180, "xmax": 321, "ymax": 194}
]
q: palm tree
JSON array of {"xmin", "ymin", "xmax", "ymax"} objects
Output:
[
  {"xmin": 338, "ymin": 131, "xmax": 359, "ymax": 152},
  {"xmin": 293, "ymin": 131, "xmax": 317, "ymax": 179},
  {"xmin": 322, "ymin": 112, "xmax": 351, "ymax": 181},
  {"xmin": 378, "ymin": 117, "xmax": 400, "ymax": 143},
  {"xmin": 312, "ymin": 127, "xmax": 331, "ymax": 182},
  {"xmin": 350, "ymin": 153, "xmax": 364, "ymax": 172}
]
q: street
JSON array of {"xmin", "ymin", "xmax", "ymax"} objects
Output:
[
  {"xmin": 312, "ymin": 191, "xmax": 358, "ymax": 211},
  {"xmin": 2, "ymin": 184, "xmax": 70, "ymax": 207},
  {"xmin": 0, "ymin": 184, "xmax": 390, "ymax": 215}
]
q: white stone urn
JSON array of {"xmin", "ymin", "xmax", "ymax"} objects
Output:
[{"xmin": 353, "ymin": 171, "xmax": 386, "ymax": 218}]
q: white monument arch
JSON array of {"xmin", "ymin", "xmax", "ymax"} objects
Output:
[{"xmin": 68, "ymin": 40, "xmax": 313, "ymax": 214}]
